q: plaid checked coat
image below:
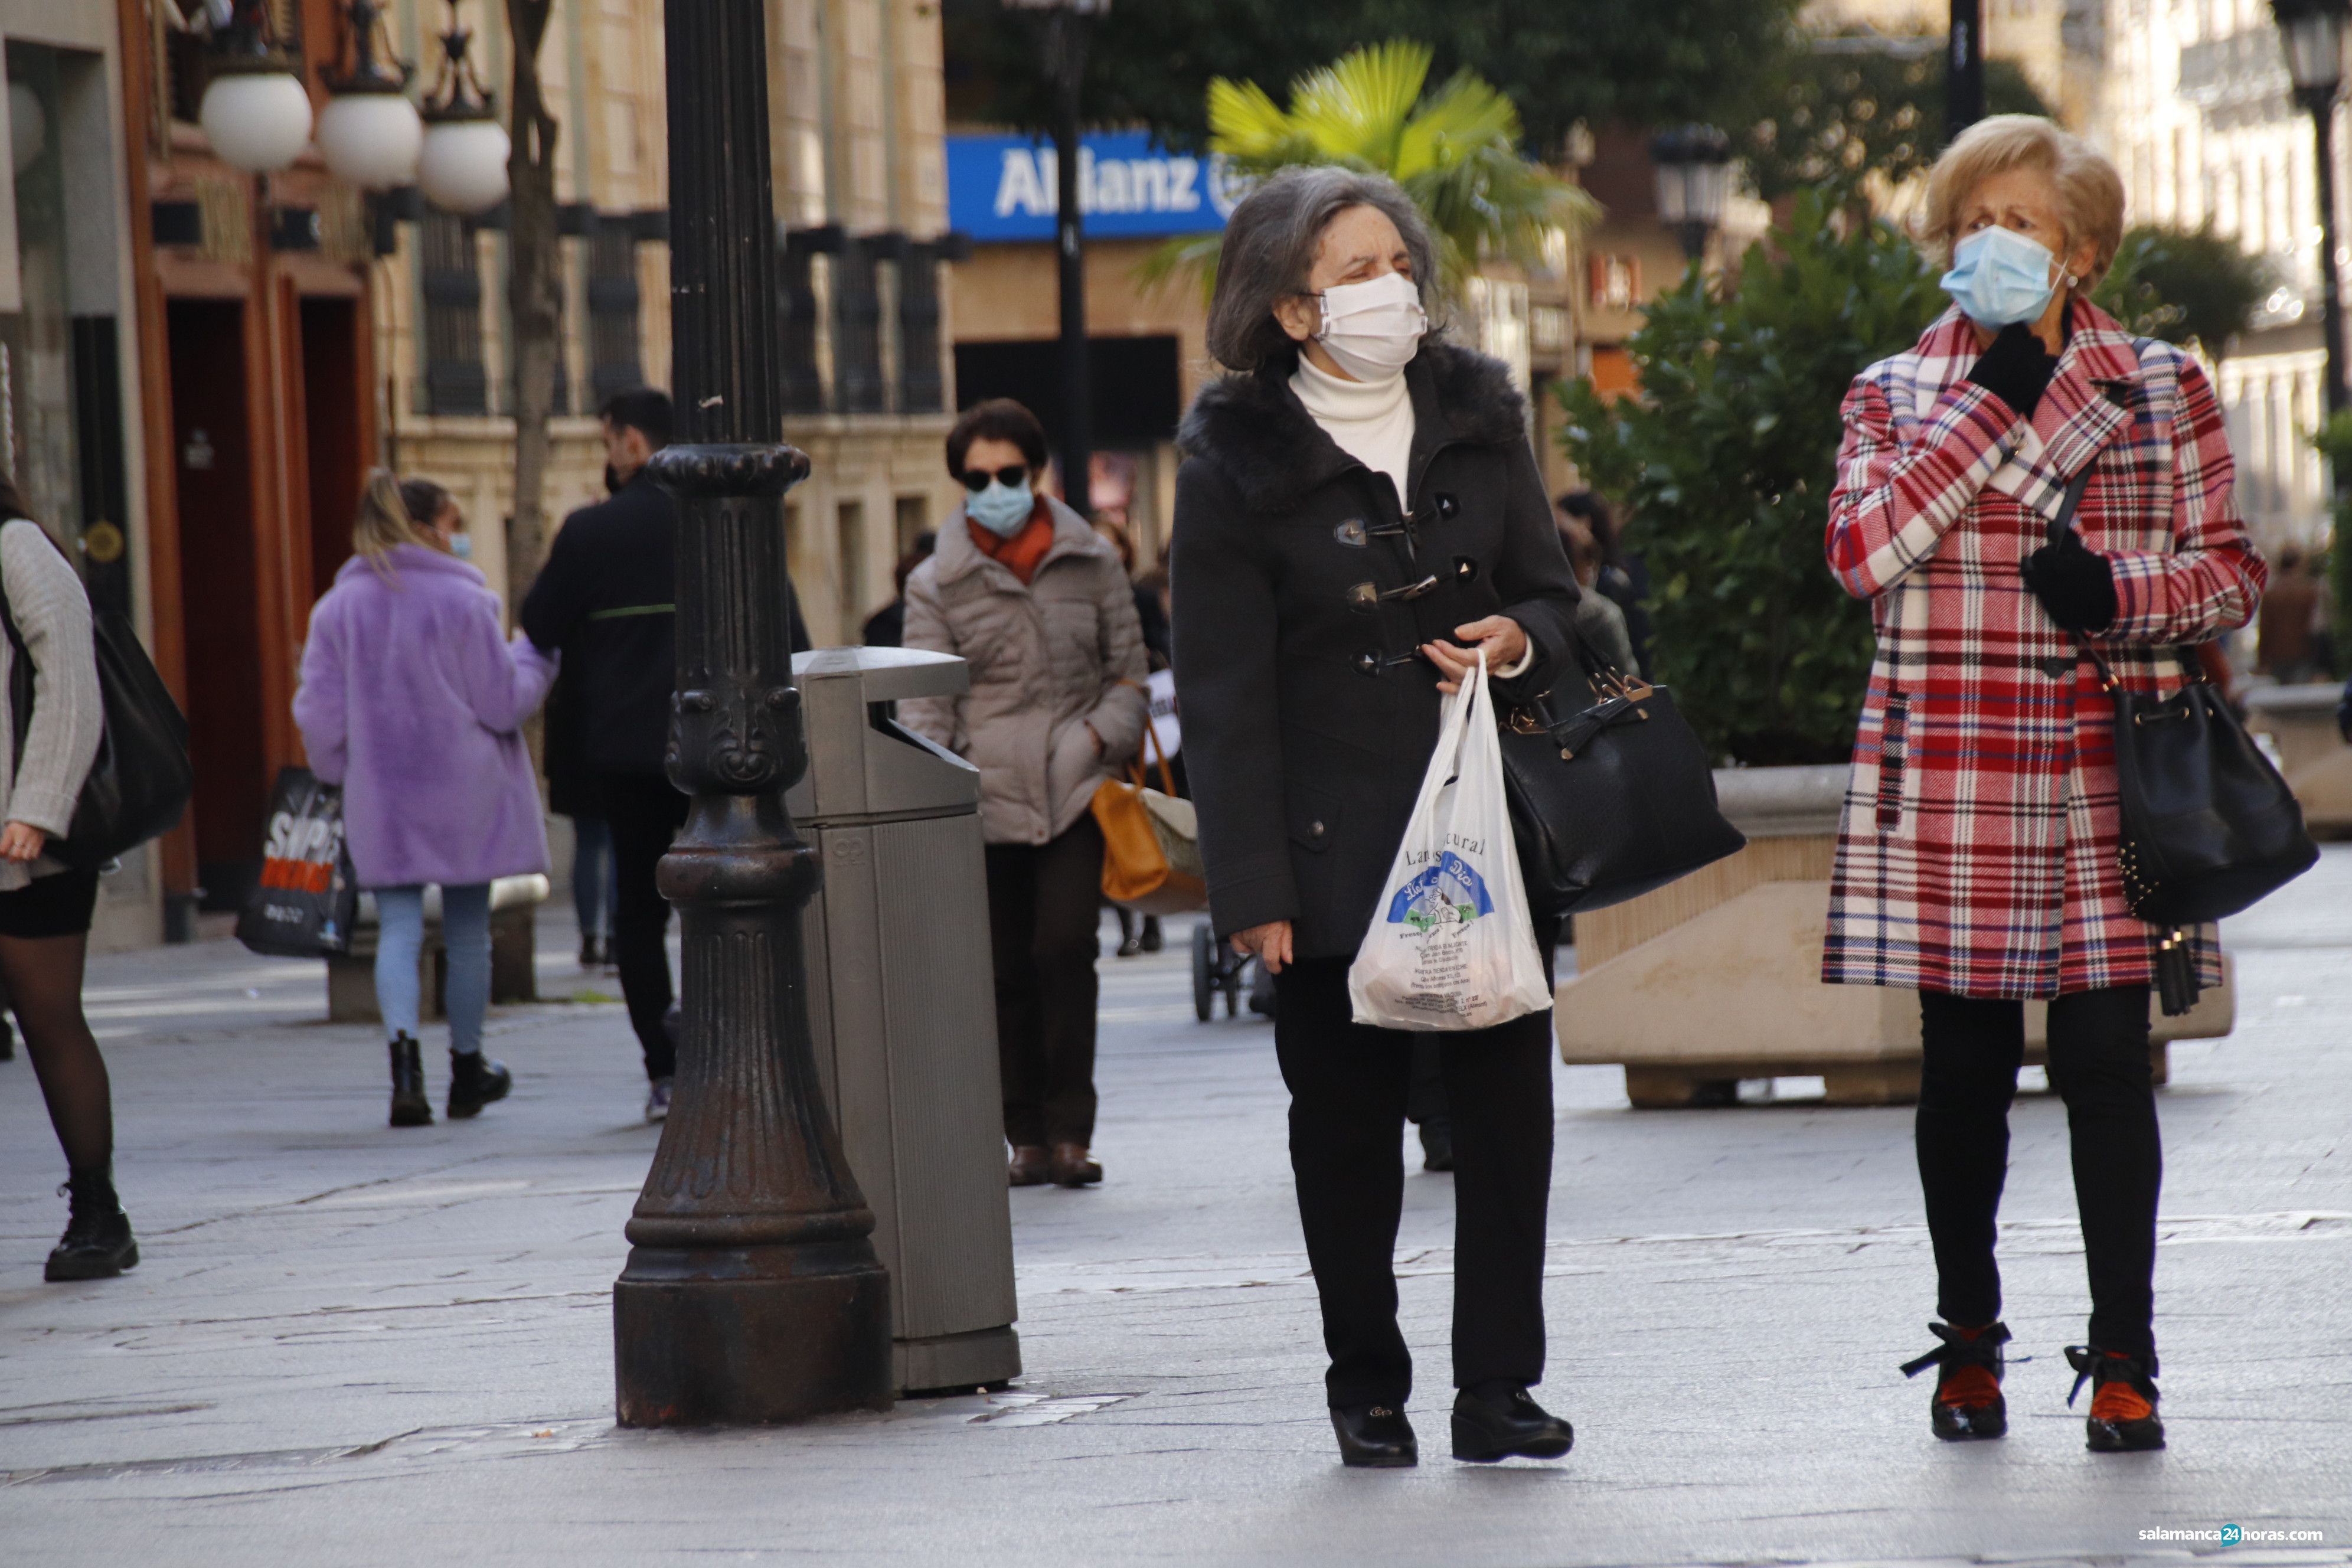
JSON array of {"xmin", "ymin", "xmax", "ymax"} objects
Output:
[{"xmin": 1821, "ymin": 302, "xmax": 2265, "ymax": 999}]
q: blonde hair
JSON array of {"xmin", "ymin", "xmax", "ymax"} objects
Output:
[
  {"xmin": 351, "ymin": 468, "xmax": 446, "ymax": 581},
  {"xmin": 1921, "ymin": 115, "xmax": 2126, "ymax": 285}
]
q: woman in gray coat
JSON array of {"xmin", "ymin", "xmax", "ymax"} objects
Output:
[
  {"xmin": 900, "ymin": 399, "xmax": 1148, "ymax": 1189},
  {"xmin": 0, "ymin": 476, "xmax": 132, "ymax": 1282}
]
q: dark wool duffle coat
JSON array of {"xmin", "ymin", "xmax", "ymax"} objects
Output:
[
  {"xmin": 1822, "ymin": 302, "xmax": 2266, "ymax": 999},
  {"xmin": 1170, "ymin": 342, "xmax": 1582, "ymax": 959}
]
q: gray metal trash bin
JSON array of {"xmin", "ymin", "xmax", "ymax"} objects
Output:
[{"xmin": 786, "ymin": 646, "xmax": 1021, "ymax": 1395}]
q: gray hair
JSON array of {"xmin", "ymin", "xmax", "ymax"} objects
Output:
[{"xmin": 1203, "ymin": 166, "xmax": 1439, "ymax": 373}]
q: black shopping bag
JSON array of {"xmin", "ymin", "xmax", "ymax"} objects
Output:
[{"xmin": 236, "ymin": 767, "xmax": 359, "ymax": 957}]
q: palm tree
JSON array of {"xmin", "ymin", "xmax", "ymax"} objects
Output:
[{"xmin": 1141, "ymin": 40, "xmax": 1597, "ymax": 296}]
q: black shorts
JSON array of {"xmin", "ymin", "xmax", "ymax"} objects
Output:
[{"xmin": 0, "ymin": 867, "xmax": 100, "ymax": 939}]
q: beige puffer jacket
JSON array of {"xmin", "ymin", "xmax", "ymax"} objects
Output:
[{"xmin": 900, "ymin": 498, "xmax": 1148, "ymax": 845}]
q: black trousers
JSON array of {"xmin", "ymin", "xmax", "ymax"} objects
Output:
[
  {"xmin": 985, "ymin": 816, "xmax": 1105, "ymax": 1149},
  {"xmin": 1273, "ymin": 930, "xmax": 1558, "ymax": 1410},
  {"xmin": 600, "ymin": 772, "xmax": 690, "ymax": 1083},
  {"xmin": 1917, "ymin": 985, "xmax": 2162, "ymax": 1361}
]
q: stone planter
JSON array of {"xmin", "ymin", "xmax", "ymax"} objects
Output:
[
  {"xmin": 1554, "ymin": 765, "xmax": 2234, "ymax": 1107},
  {"xmin": 325, "ymin": 874, "xmax": 550, "ymax": 1024},
  {"xmin": 2243, "ymin": 681, "xmax": 2352, "ymax": 836}
]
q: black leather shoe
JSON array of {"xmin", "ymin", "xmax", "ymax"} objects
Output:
[
  {"xmin": 1331, "ymin": 1403, "xmax": 1417, "ymax": 1468},
  {"xmin": 446, "ymin": 1050, "xmax": 512, "ymax": 1119},
  {"xmin": 1451, "ymin": 1387, "xmax": 1573, "ymax": 1462},
  {"xmin": 1900, "ymin": 1321, "xmax": 2010, "ymax": 1441},
  {"xmin": 2066, "ymin": 1345, "xmax": 2165, "ymax": 1453},
  {"xmin": 1417, "ymin": 1119, "xmax": 1455, "ymax": 1172}
]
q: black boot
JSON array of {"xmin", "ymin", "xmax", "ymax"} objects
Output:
[
  {"xmin": 1451, "ymin": 1385, "xmax": 1574, "ymax": 1462},
  {"xmin": 45, "ymin": 1167, "xmax": 138, "ymax": 1282},
  {"xmin": 388, "ymin": 1034, "xmax": 432, "ymax": 1126},
  {"xmin": 446, "ymin": 1049, "xmax": 512, "ymax": 1119},
  {"xmin": 1416, "ymin": 1117, "xmax": 1455, "ymax": 1173},
  {"xmin": 1330, "ymin": 1403, "xmax": 1417, "ymax": 1468},
  {"xmin": 2066, "ymin": 1345, "xmax": 2165, "ymax": 1453},
  {"xmin": 1900, "ymin": 1321, "xmax": 2010, "ymax": 1440}
]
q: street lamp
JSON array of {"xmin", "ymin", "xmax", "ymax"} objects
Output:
[
  {"xmin": 1649, "ymin": 124, "xmax": 1733, "ymax": 264},
  {"xmin": 196, "ymin": 0, "xmax": 312, "ymax": 176},
  {"xmin": 612, "ymin": 0, "xmax": 892, "ymax": 1427},
  {"xmin": 1006, "ymin": 0, "xmax": 1112, "ymax": 517},
  {"xmin": 417, "ymin": 0, "xmax": 511, "ymax": 215},
  {"xmin": 2274, "ymin": 0, "xmax": 2351, "ymax": 436},
  {"xmin": 318, "ymin": 0, "xmax": 423, "ymax": 191}
]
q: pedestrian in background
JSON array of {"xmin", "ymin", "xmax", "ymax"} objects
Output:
[
  {"xmin": 1550, "ymin": 492, "xmax": 1639, "ymax": 677},
  {"xmin": 1823, "ymin": 116, "xmax": 2263, "ymax": 1454},
  {"xmin": 2255, "ymin": 544, "xmax": 2325, "ymax": 684},
  {"xmin": 543, "ymin": 661, "xmax": 616, "ymax": 972},
  {"xmin": 863, "ymin": 531, "xmax": 936, "ymax": 648},
  {"xmin": 1555, "ymin": 489, "xmax": 1648, "ymax": 676},
  {"xmin": 524, "ymin": 390, "xmax": 809, "ymax": 1122},
  {"xmin": 900, "ymin": 398, "xmax": 1147, "ymax": 1190},
  {"xmin": 294, "ymin": 473, "xmax": 555, "ymax": 1128},
  {"xmin": 1171, "ymin": 166, "xmax": 1582, "ymax": 1469},
  {"xmin": 1093, "ymin": 515, "xmax": 1169, "ymax": 958},
  {"xmin": 0, "ymin": 477, "xmax": 133, "ymax": 1282}
]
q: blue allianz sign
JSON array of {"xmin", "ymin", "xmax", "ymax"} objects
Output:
[{"xmin": 945, "ymin": 131, "xmax": 1243, "ymax": 243}]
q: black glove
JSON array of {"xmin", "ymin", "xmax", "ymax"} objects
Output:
[
  {"xmin": 1967, "ymin": 322, "xmax": 2057, "ymax": 419},
  {"xmin": 2020, "ymin": 531, "xmax": 2118, "ymax": 633}
]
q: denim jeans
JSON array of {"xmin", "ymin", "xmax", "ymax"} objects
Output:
[
  {"xmin": 570, "ymin": 816, "xmax": 618, "ymax": 940},
  {"xmin": 374, "ymin": 883, "xmax": 493, "ymax": 1056}
]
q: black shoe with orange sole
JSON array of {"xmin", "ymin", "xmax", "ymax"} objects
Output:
[
  {"xmin": 1900, "ymin": 1321, "xmax": 2011, "ymax": 1440},
  {"xmin": 2066, "ymin": 1345, "xmax": 2165, "ymax": 1452}
]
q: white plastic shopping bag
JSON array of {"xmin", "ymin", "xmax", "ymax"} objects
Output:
[{"xmin": 1348, "ymin": 650, "xmax": 1553, "ymax": 1031}]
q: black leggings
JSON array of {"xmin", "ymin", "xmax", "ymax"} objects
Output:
[
  {"xmin": 1, "ymin": 931, "xmax": 112, "ymax": 1176},
  {"xmin": 1916, "ymin": 985, "xmax": 2161, "ymax": 1360}
]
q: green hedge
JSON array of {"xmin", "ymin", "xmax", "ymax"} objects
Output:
[{"xmin": 1557, "ymin": 193, "xmax": 1946, "ymax": 765}]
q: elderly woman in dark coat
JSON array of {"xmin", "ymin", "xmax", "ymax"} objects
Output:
[{"xmin": 1170, "ymin": 167, "xmax": 1582, "ymax": 1469}]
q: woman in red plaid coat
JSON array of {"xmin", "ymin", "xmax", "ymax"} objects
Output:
[{"xmin": 1821, "ymin": 117, "xmax": 2265, "ymax": 1456}]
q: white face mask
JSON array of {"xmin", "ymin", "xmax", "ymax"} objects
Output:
[{"xmin": 1312, "ymin": 271, "xmax": 1427, "ymax": 381}]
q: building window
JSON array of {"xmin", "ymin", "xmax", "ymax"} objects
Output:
[
  {"xmin": 897, "ymin": 243, "xmax": 945, "ymax": 414},
  {"xmin": 894, "ymin": 494, "xmax": 930, "ymax": 555},
  {"xmin": 586, "ymin": 226, "xmax": 642, "ymax": 405},
  {"xmin": 832, "ymin": 237, "xmax": 886, "ymax": 415},
  {"xmin": 420, "ymin": 211, "xmax": 487, "ymax": 415},
  {"xmin": 779, "ymin": 230, "xmax": 827, "ymax": 415},
  {"xmin": 837, "ymin": 498, "xmax": 866, "ymax": 631}
]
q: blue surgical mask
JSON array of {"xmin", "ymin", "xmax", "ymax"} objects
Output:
[
  {"xmin": 448, "ymin": 533, "xmax": 473, "ymax": 559},
  {"xmin": 965, "ymin": 480, "xmax": 1034, "ymax": 537},
  {"xmin": 1941, "ymin": 226, "xmax": 2067, "ymax": 328}
]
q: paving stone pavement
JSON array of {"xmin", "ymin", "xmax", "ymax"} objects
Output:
[{"xmin": 1, "ymin": 858, "xmax": 2348, "ymax": 1567}]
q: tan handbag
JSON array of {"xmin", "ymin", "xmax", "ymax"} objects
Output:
[{"xmin": 1092, "ymin": 715, "xmax": 1206, "ymax": 914}]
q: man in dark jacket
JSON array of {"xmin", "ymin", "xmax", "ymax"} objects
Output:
[{"xmin": 522, "ymin": 388, "xmax": 809, "ymax": 1121}]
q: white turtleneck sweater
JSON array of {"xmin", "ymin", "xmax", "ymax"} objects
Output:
[
  {"xmin": 1291, "ymin": 353, "xmax": 1414, "ymax": 509},
  {"xmin": 1290, "ymin": 351, "xmax": 1531, "ymax": 676}
]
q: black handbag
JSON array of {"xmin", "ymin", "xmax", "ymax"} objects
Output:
[
  {"xmin": 1, "ymin": 537, "xmax": 194, "ymax": 868},
  {"xmin": 2045, "ymin": 469, "xmax": 2317, "ymax": 1012},
  {"xmin": 1496, "ymin": 638, "xmax": 1747, "ymax": 919}
]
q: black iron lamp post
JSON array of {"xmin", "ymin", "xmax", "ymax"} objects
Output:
[
  {"xmin": 1649, "ymin": 124, "xmax": 1733, "ymax": 265},
  {"xmin": 1948, "ymin": 0, "xmax": 1985, "ymax": 138},
  {"xmin": 1007, "ymin": 0, "xmax": 1112, "ymax": 517},
  {"xmin": 612, "ymin": 0, "xmax": 893, "ymax": 1427},
  {"xmin": 2275, "ymin": 0, "xmax": 2351, "ymax": 438}
]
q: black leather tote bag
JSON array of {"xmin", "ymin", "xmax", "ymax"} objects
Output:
[
  {"xmin": 2045, "ymin": 468, "xmax": 2316, "ymax": 1009},
  {"xmin": 1497, "ymin": 638, "xmax": 1746, "ymax": 919},
  {"xmin": 2, "ymin": 558, "xmax": 194, "ymax": 868}
]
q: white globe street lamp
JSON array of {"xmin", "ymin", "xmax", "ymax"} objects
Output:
[
  {"xmin": 417, "ymin": 1, "xmax": 509, "ymax": 215},
  {"xmin": 318, "ymin": 0, "xmax": 423, "ymax": 191},
  {"xmin": 200, "ymin": 68, "xmax": 313, "ymax": 175},
  {"xmin": 1649, "ymin": 123, "xmax": 1734, "ymax": 265}
]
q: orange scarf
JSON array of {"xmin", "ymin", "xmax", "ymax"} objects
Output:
[{"xmin": 969, "ymin": 502, "xmax": 1055, "ymax": 586}]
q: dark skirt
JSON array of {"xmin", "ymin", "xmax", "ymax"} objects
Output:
[{"xmin": 0, "ymin": 865, "xmax": 100, "ymax": 939}]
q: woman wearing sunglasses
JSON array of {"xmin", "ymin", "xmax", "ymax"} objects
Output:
[{"xmin": 898, "ymin": 398, "xmax": 1149, "ymax": 1190}]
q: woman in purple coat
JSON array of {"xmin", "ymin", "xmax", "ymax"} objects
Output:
[{"xmin": 294, "ymin": 473, "xmax": 557, "ymax": 1127}]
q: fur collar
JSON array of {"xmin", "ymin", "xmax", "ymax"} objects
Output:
[{"xmin": 1178, "ymin": 339, "xmax": 1527, "ymax": 513}]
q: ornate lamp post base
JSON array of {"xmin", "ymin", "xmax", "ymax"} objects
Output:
[{"xmin": 615, "ymin": 1244, "xmax": 891, "ymax": 1425}]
